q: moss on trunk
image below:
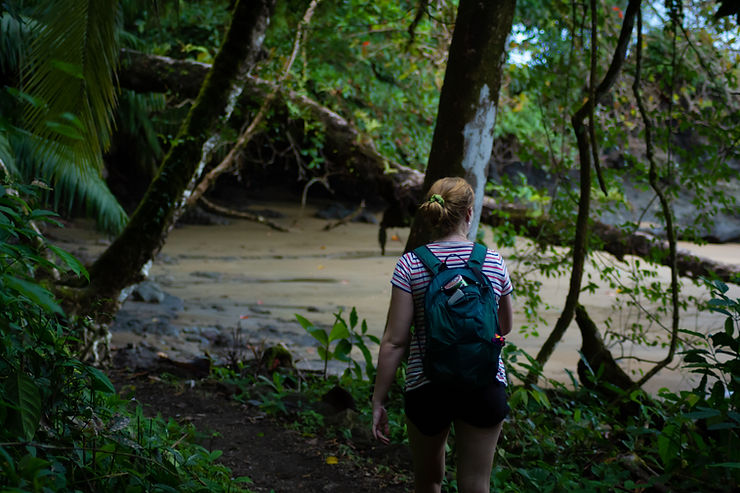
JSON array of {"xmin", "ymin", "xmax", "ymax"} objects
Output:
[{"xmin": 82, "ymin": 0, "xmax": 276, "ymax": 315}]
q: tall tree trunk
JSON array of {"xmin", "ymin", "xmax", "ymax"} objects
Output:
[
  {"xmin": 404, "ymin": 0, "xmax": 516, "ymax": 251},
  {"xmin": 81, "ymin": 0, "xmax": 275, "ymax": 318}
]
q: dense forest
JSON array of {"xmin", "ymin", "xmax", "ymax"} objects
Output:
[{"xmin": 1, "ymin": 0, "xmax": 739, "ymax": 491}]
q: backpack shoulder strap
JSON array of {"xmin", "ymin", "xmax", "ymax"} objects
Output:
[
  {"xmin": 467, "ymin": 243, "xmax": 488, "ymax": 273},
  {"xmin": 412, "ymin": 245, "xmax": 443, "ymax": 274}
]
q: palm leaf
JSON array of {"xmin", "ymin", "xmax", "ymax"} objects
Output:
[
  {"xmin": 0, "ymin": 130, "xmax": 16, "ymax": 176},
  {"xmin": 22, "ymin": 0, "xmax": 120, "ymax": 177},
  {"xmin": 11, "ymin": 131, "xmax": 128, "ymax": 234},
  {"xmin": 0, "ymin": 11, "xmax": 28, "ymax": 75}
]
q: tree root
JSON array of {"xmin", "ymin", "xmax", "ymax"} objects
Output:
[{"xmin": 199, "ymin": 197, "xmax": 290, "ymax": 232}]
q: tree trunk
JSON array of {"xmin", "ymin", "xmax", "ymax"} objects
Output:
[
  {"xmin": 404, "ymin": 0, "xmax": 517, "ymax": 251},
  {"xmin": 575, "ymin": 304, "xmax": 636, "ymax": 394},
  {"xmin": 81, "ymin": 0, "xmax": 276, "ymax": 318}
]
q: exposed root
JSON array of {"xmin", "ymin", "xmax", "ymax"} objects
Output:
[{"xmin": 199, "ymin": 196, "xmax": 290, "ymax": 232}]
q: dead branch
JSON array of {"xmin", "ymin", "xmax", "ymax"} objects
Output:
[{"xmin": 199, "ymin": 196, "xmax": 290, "ymax": 232}]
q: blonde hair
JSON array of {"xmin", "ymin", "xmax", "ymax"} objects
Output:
[{"xmin": 417, "ymin": 177, "xmax": 474, "ymax": 239}]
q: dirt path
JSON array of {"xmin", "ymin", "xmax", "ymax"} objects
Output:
[{"xmin": 112, "ymin": 369, "xmax": 411, "ymax": 493}]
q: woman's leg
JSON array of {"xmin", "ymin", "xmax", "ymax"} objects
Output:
[
  {"xmin": 453, "ymin": 419, "xmax": 503, "ymax": 493},
  {"xmin": 406, "ymin": 417, "xmax": 450, "ymax": 493}
]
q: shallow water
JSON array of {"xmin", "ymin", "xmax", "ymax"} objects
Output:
[{"xmin": 51, "ymin": 200, "xmax": 740, "ymax": 395}]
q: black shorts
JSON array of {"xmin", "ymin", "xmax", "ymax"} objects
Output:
[{"xmin": 404, "ymin": 381, "xmax": 510, "ymax": 436}]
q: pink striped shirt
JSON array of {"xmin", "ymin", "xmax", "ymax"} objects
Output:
[{"xmin": 391, "ymin": 241, "xmax": 513, "ymax": 391}]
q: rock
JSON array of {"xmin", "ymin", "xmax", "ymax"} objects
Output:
[
  {"xmin": 132, "ymin": 280, "xmax": 165, "ymax": 303},
  {"xmin": 178, "ymin": 205, "xmax": 232, "ymax": 226},
  {"xmin": 112, "ymin": 343, "xmax": 160, "ymax": 370},
  {"xmin": 321, "ymin": 385, "xmax": 356, "ymax": 413},
  {"xmin": 190, "ymin": 271, "xmax": 223, "ymax": 280},
  {"xmin": 315, "ymin": 203, "xmax": 354, "ymax": 220},
  {"xmin": 156, "ymin": 354, "xmax": 212, "ymax": 379},
  {"xmin": 260, "ymin": 344, "xmax": 293, "ymax": 372}
]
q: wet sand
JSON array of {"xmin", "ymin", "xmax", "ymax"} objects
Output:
[{"xmin": 49, "ymin": 200, "xmax": 740, "ymax": 395}]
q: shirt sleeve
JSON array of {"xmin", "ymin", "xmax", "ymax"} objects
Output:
[
  {"xmin": 390, "ymin": 253, "xmax": 413, "ymax": 293},
  {"xmin": 499, "ymin": 256, "xmax": 513, "ymax": 297}
]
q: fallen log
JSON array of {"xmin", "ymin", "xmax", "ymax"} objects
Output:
[{"xmin": 117, "ymin": 49, "xmax": 740, "ymax": 285}]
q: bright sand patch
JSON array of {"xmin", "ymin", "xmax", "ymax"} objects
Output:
[{"xmin": 50, "ymin": 200, "xmax": 739, "ymax": 395}]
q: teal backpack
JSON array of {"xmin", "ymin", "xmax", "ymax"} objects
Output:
[{"xmin": 413, "ymin": 243, "xmax": 502, "ymax": 388}]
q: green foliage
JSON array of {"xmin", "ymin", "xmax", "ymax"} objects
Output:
[
  {"xmin": 0, "ymin": 3, "xmax": 128, "ymax": 234},
  {"xmin": 256, "ymin": 0, "xmax": 451, "ymax": 170},
  {"xmin": 22, "ymin": 0, "xmax": 120, "ymax": 182},
  {"xmin": 0, "ymin": 181, "xmax": 249, "ymax": 492},
  {"xmin": 120, "ymin": 0, "xmax": 232, "ymax": 61},
  {"xmin": 296, "ymin": 307, "xmax": 379, "ymax": 380}
]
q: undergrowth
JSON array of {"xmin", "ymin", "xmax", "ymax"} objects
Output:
[
  {"xmin": 214, "ymin": 298, "xmax": 739, "ymax": 492},
  {"xmin": 0, "ymin": 181, "xmax": 251, "ymax": 492}
]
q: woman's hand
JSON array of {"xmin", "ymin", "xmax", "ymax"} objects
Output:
[
  {"xmin": 372, "ymin": 401, "xmax": 390, "ymax": 444},
  {"xmin": 371, "ymin": 287, "xmax": 413, "ymax": 445}
]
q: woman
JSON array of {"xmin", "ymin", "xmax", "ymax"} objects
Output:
[{"xmin": 371, "ymin": 177, "xmax": 514, "ymax": 493}]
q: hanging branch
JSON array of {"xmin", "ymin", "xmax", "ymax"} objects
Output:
[
  {"xmin": 406, "ymin": 0, "xmax": 430, "ymax": 49},
  {"xmin": 185, "ymin": 0, "xmax": 321, "ymax": 209},
  {"xmin": 631, "ymin": 8, "xmax": 681, "ymax": 388},
  {"xmin": 589, "ymin": 0, "xmax": 608, "ymax": 195},
  {"xmin": 528, "ymin": 0, "xmax": 642, "ymax": 383}
]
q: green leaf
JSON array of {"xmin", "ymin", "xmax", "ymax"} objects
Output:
[
  {"xmin": 509, "ymin": 388, "xmax": 529, "ymax": 408},
  {"xmin": 45, "ymin": 120, "xmax": 84, "ymax": 140},
  {"xmin": 329, "ymin": 320, "xmax": 350, "ymax": 342},
  {"xmin": 709, "ymin": 462, "xmax": 740, "ymax": 470},
  {"xmin": 707, "ymin": 422, "xmax": 737, "ymax": 431},
  {"xmin": 50, "ymin": 60, "xmax": 84, "ymax": 79},
  {"xmin": 349, "ymin": 307, "xmax": 358, "ymax": 329},
  {"xmin": 85, "ymin": 365, "xmax": 115, "ymax": 393},
  {"xmin": 683, "ymin": 408, "xmax": 721, "ymax": 420},
  {"xmin": 28, "ymin": 209, "xmax": 58, "ymax": 220},
  {"xmin": 48, "ymin": 244, "xmax": 89, "ymax": 280},
  {"xmin": 295, "ymin": 314, "xmax": 313, "ymax": 330},
  {"xmin": 3, "ymin": 276, "xmax": 63, "ymax": 314},
  {"xmin": 307, "ymin": 326, "xmax": 328, "ymax": 345},
  {"xmin": 17, "ymin": 455, "xmax": 50, "ymax": 479},
  {"xmin": 317, "ymin": 346, "xmax": 329, "ymax": 361},
  {"xmin": 678, "ymin": 328, "xmax": 706, "ymax": 339},
  {"xmin": 5, "ymin": 372, "xmax": 42, "ymax": 441},
  {"xmin": 334, "ymin": 339, "xmax": 353, "ymax": 362},
  {"xmin": 657, "ymin": 424, "xmax": 680, "ymax": 468}
]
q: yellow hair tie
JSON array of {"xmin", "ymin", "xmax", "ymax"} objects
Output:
[{"xmin": 429, "ymin": 194, "xmax": 445, "ymax": 205}]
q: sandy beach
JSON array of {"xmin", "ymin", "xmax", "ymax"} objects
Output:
[{"xmin": 49, "ymin": 199, "xmax": 740, "ymax": 395}]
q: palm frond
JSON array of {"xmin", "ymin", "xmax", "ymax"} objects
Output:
[
  {"xmin": 116, "ymin": 89, "xmax": 165, "ymax": 158},
  {"xmin": 11, "ymin": 131, "xmax": 128, "ymax": 234},
  {"xmin": 22, "ymin": 0, "xmax": 120, "ymax": 177},
  {"xmin": 0, "ymin": 129, "xmax": 17, "ymax": 177},
  {"xmin": 0, "ymin": 12, "xmax": 28, "ymax": 75}
]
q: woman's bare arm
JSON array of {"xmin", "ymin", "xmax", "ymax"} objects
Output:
[{"xmin": 498, "ymin": 293, "xmax": 513, "ymax": 336}]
